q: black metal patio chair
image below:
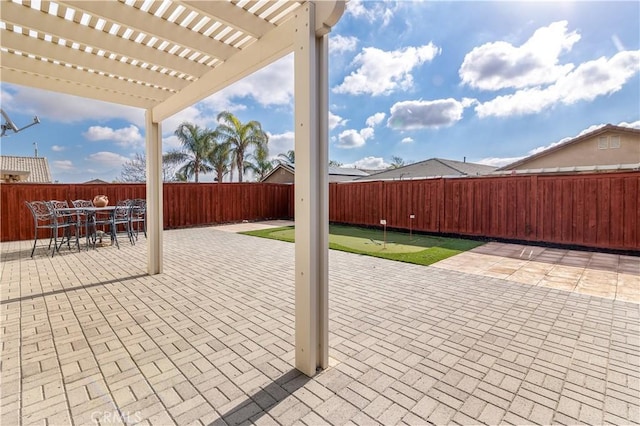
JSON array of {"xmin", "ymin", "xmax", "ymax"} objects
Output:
[
  {"xmin": 109, "ymin": 200, "xmax": 135, "ymax": 249},
  {"xmin": 25, "ymin": 200, "xmax": 77, "ymax": 257},
  {"xmin": 129, "ymin": 198, "xmax": 147, "ymax": 240},
  {"xmin": 71, "ymin": 199, "xmax": 98, "ymax": 250},
  {"xmin": 47, "ymin": 200, "xmax": 80, "ymax": 254}
]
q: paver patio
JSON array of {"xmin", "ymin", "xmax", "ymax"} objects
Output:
[{"xmin": 1, "ymin": 226, "xmax": 639, "ymax": 425}]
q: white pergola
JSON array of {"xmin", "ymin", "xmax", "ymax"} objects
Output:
[{"xmin": 0, "ymin": 0, "xmax": 345, "ymax": 377}]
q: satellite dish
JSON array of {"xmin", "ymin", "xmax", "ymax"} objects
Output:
[{"xmin": 1, "ymin": 108, "xmax": 40, "ymax": 137}]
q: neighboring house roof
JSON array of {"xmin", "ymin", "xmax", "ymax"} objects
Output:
[
  {"xmin": 83, "ymin": 179, "xmax": 110, "ymax": 184},
  {"xmin": 356, "ymin": 158, "xmax": 497, "ymax": 181},
  {"xmin": 491, "ymin": 163, "xmax": 640, "ymax": 175},
  {"xmin": 357, "ymin": 168, "xmax": 386, "ymax": 175},
  {"xmin": 261, "ymin": 162, "xmax": 295, "ymax": 182},
  {"xmin": 260, "ymin": 163, "xmax": 370, "ymax": 182},
  {"xmin": 328, "ymin": 166, "xmax": 370, "ymax": 177},
  {"xmin": 0, "ymin": 155, "xmax": 52, "ymax": 183},
  {"xmin": 498, "ymin": 124, "xmax": 640, "ymax": 171}
]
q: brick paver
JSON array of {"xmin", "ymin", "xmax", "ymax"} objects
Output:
[{"xmin": 1, "ymin": 227, "xmax": 638, "ymax": 425}]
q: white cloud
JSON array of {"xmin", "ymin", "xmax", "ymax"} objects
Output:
[
  {"xmin": 331, "ymin": 35, "xmax": 358, "ymax": 54},
  {"xmin": 86, "ymin": 151, "xmax": 130, "ymax": 168},
  {"xmin": 460, "ymin": 21, "xmax": 580, "ymax": 91},
  {"xmin": 83, "ymin": 124, "xmax": 144, "ymax": 148},
  {"xmin": 162, "ymin": 135, "xmax": 183, "ymax": 152},
  {"xmin": 336, "ymin": 129, "xmax": 366, "ymax": 149},
  {"xmin": 346, "ymin": 0, "xmax": 395, "ymax": 26},
  {"xmin": 52, "ymin": 160, "xmax": 74, "ymax": 170},
  {"xmin": 329, "ymin": 111, "xmax": 348, "ymax": 130},
  {"xmin": 401, "ymin": 137, "xmax": 414, "ymax": 144},
  {"xmin": 336, "ymin": 117, "xmax": 379, "ymax": 149},
  {"xmin": 202, "ymin": 54, "xmax": 294, "ymax": 111},
  {"xmin": 529, "ymin": 140, "xmax": 567, "ymax": 155},
  {"xmin": 617, "ymin": 120, "xmax": 640, "ymax": 130},
  {"xmin": 475, "ymin": 50, "xmax": 640, "ymax": 117},
  {"xmin": 476, "ymin": 156, "xmax": 525, "ymax": 168},
  {"xmin": 388, "ymin": 98, "xmax": 470, "ymax": 130},
  {"xmin": 51, "ymin": 145, "xmax": 65, "ymax": 152},
  {"xmin": 267, "ymin": 131, "xmax": 295, "ymax": 157},
  {"xmin": 360, "ymin": 127, "xmax": 375, "ymax": 140},
  {"xmin": 365, "ymin": 112, "xmax": 386, "ymax": 127},
  {"xmin": 163, "ymin": 106, "xmax": 209, "ymax": 136},
  {"xmin": 343, "ymin": 156, "xmax": 389, "ymax": 170},
  {"xmin": 333, "ymin": 44, "xmax": 441, "ymax": 96}
]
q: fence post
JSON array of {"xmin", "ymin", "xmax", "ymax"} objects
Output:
[
  {"xmin": 438, "ymin": 178, "xmax": 445, "ymax": 233},
  {"xmin": 531, "ymin": 175, "xmax": 538, "ymax": 240}
]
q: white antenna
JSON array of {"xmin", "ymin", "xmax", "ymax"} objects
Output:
[
  {"xmin": 1, "ymin": 108, "xmax": 40, "ymax": 137},
  {"xmin": 33, "ymin": 142, "xmax": 38, "ymax": 157}
]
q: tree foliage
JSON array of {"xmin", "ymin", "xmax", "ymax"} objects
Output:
[
  {"xmin": 168, "ymin": 122, "xmax": 215, "ymax": 182},
  {"xmin": 215, "ymin": 111, "xmax": 269, "ymax": 183},
  {"xmin": 277, "ymin": 150, "xmax": 295, "ymax": 165},
  {"xmin": 390, "ymin": 156, "xmax": 406, "ymax": 169},
  {"xmin": 244, "ymin": 144, "xmax": 274, "ymax": 181},
  {"xmin": 121, "ymin": 114, "xmax": 270, "ymax": 183},
  {"xmin": 208, "ymin": 140, "xmax": 231, "ymax": 182},
  {"xmin": 117, "ymin": 152, "xmax": 182, "ymax": 182}
]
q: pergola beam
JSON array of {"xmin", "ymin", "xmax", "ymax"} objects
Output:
[
  {"xmin": 0, "ymin": 67, "xmax": 156, "ymax": 109},
  {"xmin": 0, "ymin": 52, "xmax": 169, "ymax": 102}
]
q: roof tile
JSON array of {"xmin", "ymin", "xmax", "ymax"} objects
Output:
[{"xmin": 0, "ymin": 155, "xmax": 52, "ymax": 183}]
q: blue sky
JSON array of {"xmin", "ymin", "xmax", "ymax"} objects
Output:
[{"xmin": 1, "ymin": 1, "xmax": 639, "ymax": 183}]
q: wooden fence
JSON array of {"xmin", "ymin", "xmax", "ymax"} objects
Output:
[
  {"xmin": 1, "ymin": 182, "xmax": 292, "ymax": 242},
  {"xmin": 2, "ymin": 172, "xmax": 638, "ymax": 251},
  {"xmin": 329, "ymin": 172, "xmax": 639, "ymax": 252}
]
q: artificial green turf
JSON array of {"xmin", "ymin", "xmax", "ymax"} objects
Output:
[{"xmin": 240, "ymin": 224, "xmax": 484, "ymax": 266}]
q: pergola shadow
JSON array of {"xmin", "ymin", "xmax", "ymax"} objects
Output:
[
  {"xmin": 210, "ymin": 370, "xmax": 310, "ymax": 426},
  {"xmin": 0, "ymin": 273, "xmax": 148, "ymax": 305}
]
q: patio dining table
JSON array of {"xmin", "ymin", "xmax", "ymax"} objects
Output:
[{"xmin": 55, "ymin": 205, "xmax": 117, "ymax": 250}]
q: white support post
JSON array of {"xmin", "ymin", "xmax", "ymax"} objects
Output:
[
  {"xmin": 145, "ymin": 110, "xmax": 163, "ymax": 275},
  {"xmin": 294, "ymin": 2, "xmax": 329, "ymax": 377}
]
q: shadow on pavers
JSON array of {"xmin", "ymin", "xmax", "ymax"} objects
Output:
[{"xmin": 209, "ymin": 369, "xmax": 311, "ymax": 426}]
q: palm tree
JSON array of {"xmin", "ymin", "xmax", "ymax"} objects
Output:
[
  {"xmin": 174, "ymin": 170, "xmax": 189, "ymax": 182},
  {"xmin": 208, "ymin": 141, "xmax": 231, "ymax": 183},
  {"xmin": 166, "ymin": 122, "xmax": 214, "ymax": 182},
  {"xmin": 245, "ymin": 156, "xmax": 274, "ymax": 181},
  {"xmin": 277, "ymin": 150, "xmax": 295, "ymax": 165},
  {"xmin": 214, "ymin": 111, "xmax": 269, "ymax": 182},
  {"xmin": 244, "ymin": 145, "xmax": 273, "ymax": 181}
]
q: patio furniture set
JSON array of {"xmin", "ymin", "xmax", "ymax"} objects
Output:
[{"xmin": 24, "ymin": 198, "xmax": 146, "ymax": 257}]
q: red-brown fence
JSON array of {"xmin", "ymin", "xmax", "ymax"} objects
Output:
[
  {"xmin": 329, "ymin": 172, "xmax": 639, "ymax": 251},
  {"xmin": 2, "ymin": 172, "xmax": 638, "ymax": 251},
  {"xmin": 1, "ymin": 182, "xmax": 292, "ymax": 242}
]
